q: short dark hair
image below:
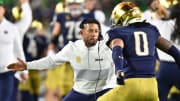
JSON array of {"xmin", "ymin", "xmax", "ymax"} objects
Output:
[
  {"xmin": 80, "ymin": 18, "xmax": 103, "ymax": 40},
  {"xmin": 80, "ymin": 18, "xmax": 100, "ymax": 29}
]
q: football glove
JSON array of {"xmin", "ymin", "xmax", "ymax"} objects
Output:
[{"xmin": 116, "ymin": 70, "xmax": 125, "ymax": 85}]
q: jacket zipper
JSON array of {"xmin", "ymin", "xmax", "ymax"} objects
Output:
[{"xmin": 88, "ymin": 48, "xmax": 90, "ymax": 68}]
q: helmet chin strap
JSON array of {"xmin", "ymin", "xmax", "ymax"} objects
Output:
[
  {"xmin": 126, "ymin": 17, "xmax": 143, "ymax": 26},
  {"xmin": 122, "ymin": 16, "xmax": 129, "ymax": 26}
]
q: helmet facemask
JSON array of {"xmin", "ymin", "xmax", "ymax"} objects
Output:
[{"xmin": 66, "ymin": 0, "xmax": 84, "ymax": 17}]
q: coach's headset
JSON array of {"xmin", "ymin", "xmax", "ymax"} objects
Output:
[
  {"xmin": 79, "ymin": 18, "xmax": 103, "ymax": 41},
  {"xmin": 79, "ymin": 18, "xmax": 103, "ymax": 100}
]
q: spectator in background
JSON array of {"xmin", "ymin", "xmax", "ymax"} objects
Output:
[
  {"xmin": 18, "ymin": 20, "xmax": 48, "ymax": 101},
  {"xmin": 10, "ymin": 0, "xmax": 32, "ymax": 101},
  {"xmin": 0, "ymin": 1, "xmax": 27, "ymax": 101}
]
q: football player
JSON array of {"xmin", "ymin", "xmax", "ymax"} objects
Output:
[{"xmin": 97, "ymin": 2, "xmax": 180, "ymax": 101}]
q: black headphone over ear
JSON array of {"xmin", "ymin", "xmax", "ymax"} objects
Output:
[
  {"xmin": 80, "ymin": 18, "xmax": 103, "ymax": 41},
  {"xmin": 98, "ymin": 26, "xmax": 103, "ymax": 41}
]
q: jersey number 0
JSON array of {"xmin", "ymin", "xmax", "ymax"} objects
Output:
[{"xmin": 134, "ymin": 31, "xmax": 149, "ymax": 56}]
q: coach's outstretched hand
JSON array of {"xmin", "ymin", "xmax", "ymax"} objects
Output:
[
  {"xmin": 7, "ymin": 58, "xmax": 27, "ymax": 71},
  {"xmin": 116, "ymin": 70, "xmax": 125, "ymax": 85}
]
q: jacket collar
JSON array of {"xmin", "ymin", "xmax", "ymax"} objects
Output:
[{"xmin": 80, "ymin": 40, "xmax": 100, "ymax": 51}]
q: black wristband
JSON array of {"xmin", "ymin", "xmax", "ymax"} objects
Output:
[{"xmin": 167, "ymin": 45, "xmax": 180, "ymax": 67}]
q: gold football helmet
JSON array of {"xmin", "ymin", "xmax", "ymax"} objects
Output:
[
  {"xmin": 111, "ymin": 2, "xmax": 142, "ymax": 26},
  {"xmin": 12, "ymin": 6, "xmax": 24, "ymax": 21},
  {"xmin": 55, "ymin": 2, "xmax": 69, "ymax": 13},
  {"xmin": 31, "ymin": 20, "xmax": 43, "ymax": 31}
]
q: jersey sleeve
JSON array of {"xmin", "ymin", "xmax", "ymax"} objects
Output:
[
  {"xmin": 106, "ymin": 28, "xmax": 126, "ymax": 47},
  {"xmin": 56, "ymin": 13, "xmax": 66, "ymax": 23}
]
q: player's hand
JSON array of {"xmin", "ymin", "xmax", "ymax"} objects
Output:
[
  {"xmin": 7, "ymin": 58, "xmax": 27, "ymax": 71},
  {"xmin": 116, "ymin": 70, "xmax": 125, "ymax": 85},
  {"xmin": 20, "ymin": 72, "xmax": 29, "ymax": 83}
]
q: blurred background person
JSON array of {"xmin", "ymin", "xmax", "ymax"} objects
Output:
[
  {"xmin": 10, "ymin": 1, "xmax": 32, "ymax": 101},
  {"xmin": 18, "ymin": 20, "xmax": 48, "ymax": 101},
  {"xmin": 0, "ymin": 1, "xmax": 27, "ymax": 101}
]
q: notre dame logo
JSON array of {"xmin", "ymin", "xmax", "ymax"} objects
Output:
[{"xmin": 75, "ymin": 56, "xmax": 81, "ymax": 63}]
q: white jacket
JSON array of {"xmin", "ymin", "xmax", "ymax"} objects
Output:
[
  {"xmin": 15, "ymin": 2, "xmax": 32, "ymax": 40},
  {"xmin": 0, "ymin": 18, "xmax": 25, "ymax": 73},
  {"xmin": 27, "ymin": 40, "xmax": 116, "ymax": 94}
]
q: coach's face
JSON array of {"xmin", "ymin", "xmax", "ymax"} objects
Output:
[
  {"xmin": 0, "ymin": 5, "xmax": 5, "ymax": 22},
  {"xmin": 80, "ymin": 23, "xmax": 100, "ymax": 47}
]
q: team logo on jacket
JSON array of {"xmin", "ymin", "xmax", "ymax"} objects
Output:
[
  {"xmin": 76, "ymin": 56, "xmax": 81, "ymax": 63},
  {"xmin": 95, "ymin": 58, "xmax": 103, "ymax": 61},
  {"xmin": 4, "ymin": 30, "xmax": 8, "ymax": 34}
]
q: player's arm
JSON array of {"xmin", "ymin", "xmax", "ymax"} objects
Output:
[
  {"xmin": 51, "ymin": 22, "xmax": 61, "ymax": 45},
  {"xmin": 49, "ymin": 21, "xmax": 61, "ymax": 51},
  {"xmin": 16, "ymin": 0, "xmax": 32, "ymax": 36},
  {"xmin": 110, "ymin": 38, "xmax": 125, "ymax": 85},
  {"xmin": 156, "ymin": 36, "xmax": 180, "ymax": 67},
  {"xmin": 52, "ymin": 22, "xmax": 61, "ymax": 37}
]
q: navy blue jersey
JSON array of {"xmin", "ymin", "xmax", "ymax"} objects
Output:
[
  {"xmin": 56, "ymin": 12, "xmax": 94, "ymax": 47},
  {"xmin": 23, "ymin": 32, "xmax": 48, "ymax": 61},
  {"xmin": 107, "ymin": 22, "xmax": 160, "ymax": 78}
]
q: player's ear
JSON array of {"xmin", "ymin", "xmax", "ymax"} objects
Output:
[{"xmin": 80, "ymin": 30, "xmax": 83, "ymax": 35}]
